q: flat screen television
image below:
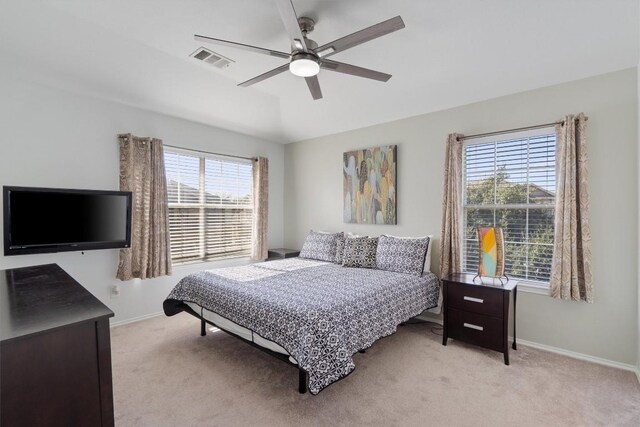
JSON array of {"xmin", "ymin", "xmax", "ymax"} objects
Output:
[{"xmin": 3, "ymin": 186, "xmax": 132, "ymax": 256}]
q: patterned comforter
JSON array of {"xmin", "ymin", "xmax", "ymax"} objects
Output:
[{"xmin": 163, "ymin": 258, "xmax": 440, "ymax": 395}]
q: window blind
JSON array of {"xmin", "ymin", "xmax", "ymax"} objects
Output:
[
  {"xmin": 164, "ymin": 149, "xmax": 253, "ymax": 264},
  {"xmin": 462, "ymin": 132, "xmax": 556, "ymax": 283}
]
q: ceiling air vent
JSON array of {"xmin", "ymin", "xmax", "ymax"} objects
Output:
[{"xmin": 190, "ymin": 47, "xmax": 234, "ymax": 69}]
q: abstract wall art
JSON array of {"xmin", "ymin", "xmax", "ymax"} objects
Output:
[{"xmin": 343, "ymin": 145, "xmax": 396, "ymax": 224}]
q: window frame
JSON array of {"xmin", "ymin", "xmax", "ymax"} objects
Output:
[
  {"xmin": 164, "ymin": 146, "xmax": 254, "ymax": 266},
  {"xmin": 461, "ymin": 127, "xmax": 556, "ymax": 288}
]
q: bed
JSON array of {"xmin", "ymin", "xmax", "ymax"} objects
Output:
[{"xmin": 163, "ymin": 257, "xmax": 440, "ymax": 395}]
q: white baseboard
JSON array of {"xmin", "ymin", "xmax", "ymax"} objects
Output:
[
  {"xmin": 110, "ymin": 311, "xmax": 164, "ymax": 327},
  {"xmin": 415, "ymin": 314, "xmax": 442, "ymax": 324},
  {"xmin": 514, "ymin": 337, "xmax": 637, "ymax": 373},
  {"xmin": 416, "ymin": 315, "xmax": 638, "ymax": 380}
]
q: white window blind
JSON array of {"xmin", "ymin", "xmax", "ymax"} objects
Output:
[
  {"xmin": 164, "ymin": 149, "xmax": 253, "ymax": 264},
  {"xmin": 462, "ymin": 130, "xmax": 556, "ymax": 284}
]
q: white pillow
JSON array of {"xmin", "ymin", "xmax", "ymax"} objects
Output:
[{"xmin": 385, "ymin": 234, "xmax": 433, "ymax": 274}]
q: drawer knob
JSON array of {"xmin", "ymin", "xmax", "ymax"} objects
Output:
[
  {"xmin": 463, "ymin": 322, "xmax": 484, "ymax": 331},
  {"xmin": 463, "ymin": 296, "xmax": 484, "ymax": 304}
]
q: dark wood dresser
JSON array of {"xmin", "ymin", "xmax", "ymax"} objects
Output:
[
  {"xmin": 1, "ymin": 264, "xmax": 115, "ymax": 427},
  {"xmin": 442, "ymin": 273, "xmax": 517, "ymax": 365}
]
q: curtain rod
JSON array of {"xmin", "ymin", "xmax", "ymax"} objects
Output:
[
  {"xmin": 163, "ymin": 144, "xmax": 256, "ymax": 161},
  {"xmin": 457, "ymin": 117, "xmax": 588, "ymax": 142}
]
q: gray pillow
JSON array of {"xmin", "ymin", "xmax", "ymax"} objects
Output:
[
  {"xmin": 342, "ymin": 237, "xmax": 378, "ymax": 268},
  {"xmin": 299, "ymin": 230, "xmax": 343, "ymax": 262},
  {"xmin": 375, "ymin": 235, "xmax": 430, "ymax": 276}
]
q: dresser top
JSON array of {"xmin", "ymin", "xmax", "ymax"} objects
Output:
[
  {"xmin": 442, "ymin": 273, "xmax": 518, "ymax": 292},
  {"xmin": 1, "ymin": 263, "xmax": 114, "ymax": 343}
]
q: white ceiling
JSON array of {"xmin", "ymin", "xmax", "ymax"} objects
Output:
[{"xmin": 0, "ymin": 0, "xmax": 638, "ymax": 143}]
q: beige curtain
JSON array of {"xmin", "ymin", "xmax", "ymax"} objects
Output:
[
  {"xmin": 251, "ymin": 156, "xmax": 269, "ymax": 261},
  {"xmin": 550, "ymin": 114, "xmax": 592, "ymax": 302},
  {"xmin": 116, "ymin": 134, "xmax": 172, "ymax": 280},
  {"xmin": 439, "ymin": 133, "xmax": 464, "ymax": 278}
]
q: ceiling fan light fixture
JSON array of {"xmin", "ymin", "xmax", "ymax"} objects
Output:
[
  {"xmin": 289, "ymin": 53, "xmax": 320, "ymax": 77},
  {"xmin": 196, "ymin": 2, "xmax": 404, "ymax": 100}
]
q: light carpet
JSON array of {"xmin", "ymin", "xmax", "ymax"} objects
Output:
[{"xmin": 111, "ymin": 314, "xmax": 640, "ymax": 426}]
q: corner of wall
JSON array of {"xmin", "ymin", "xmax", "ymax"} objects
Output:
[{"xmin": 636, "ymin": 11, "xmax": 640, "ymax": 376}]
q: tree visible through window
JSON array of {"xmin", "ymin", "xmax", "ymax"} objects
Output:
[
  {"xmin": 164, "ymin": 149, "xmax": 253, "ymax": 264},
  {"xmin": 462, "ymin": 130, "xmax": 556, "ymax": 284}
]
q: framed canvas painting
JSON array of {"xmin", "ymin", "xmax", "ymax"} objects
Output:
[{"xmin": 343, "ymin": 145, "xmax": 396, "ymax": 224}]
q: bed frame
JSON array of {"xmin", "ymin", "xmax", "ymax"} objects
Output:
[
  {"xmin": 173, "ymin": 302, "xmax": 381, "ymax": 394},
  {"xmin": 178, "ymin": 303, "xmax": 310, "ymax": 393},
  {"xmin": 165, "ymin": 298, "xmax": 424, "ymax": 395}
]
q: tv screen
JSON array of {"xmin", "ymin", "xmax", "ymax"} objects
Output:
[{"xmin": 3, "ymin": 186, "xmax": 132, "ymax": 256}]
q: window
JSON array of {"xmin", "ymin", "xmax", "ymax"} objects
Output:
[
  {"xmin": 164, "ymin": 149, "xmax": 253, "ymax": 264},
  {"xmin": 462, "ymin": 129, "xmax": 556, "ymax": 284}
]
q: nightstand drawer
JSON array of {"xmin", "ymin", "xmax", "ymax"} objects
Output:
[
  {"xmin": 447, "ymin": 308, "xmax": 503, "ymax": 352},
  {"xmin": 446, "ymin": 283, "xmax": 503, "ymax": 318}
]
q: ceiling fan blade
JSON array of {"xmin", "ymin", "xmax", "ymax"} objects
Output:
[
  {"xmin": 194, "ymin": 34, "xmax": 290, "ymax": 59},
  {"xmin": 238, "ymin": 63, "xmax": 290, "ymax": 87},
  {"xmin": 305, "ymin": 76, "xmax": 323, "ymax": 100},
  {"xmin": 275, "ymin": 0, "xmax": 308, "ymax": 51},
  {"xmin": 321, "ymin": 60, "xmax": 392, "ymax": 82},
  {"xmin": 314, "ymin": 16, "xmax": 405, "ymax": 58}
]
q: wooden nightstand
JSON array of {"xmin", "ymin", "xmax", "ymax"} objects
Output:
[
  {"xmin": 442, "ymin": 273, "xmax": 517, "ymax": 365},
  {"xmin": 267, "ymin": 248, "xmax": 300, "ymax": 261}
]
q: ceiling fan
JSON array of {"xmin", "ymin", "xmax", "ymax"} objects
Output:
[{"xmin": 194, "ymin": 0, "xmax": 405, "ymax": 100}]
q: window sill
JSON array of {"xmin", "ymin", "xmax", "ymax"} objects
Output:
[
  {"xmin": 171, "ymin": 256, "xmax": 252, "ymax": 271},
  {"xmin": 516, "ymin": 280, "xmax": 549, "ymax": 296}
]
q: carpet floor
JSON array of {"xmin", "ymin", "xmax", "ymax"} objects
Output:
[{"xmin": 111, "ymin": 314, "xmax": 640, "ymax": 426}]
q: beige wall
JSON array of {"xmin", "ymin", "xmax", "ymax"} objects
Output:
[
  {"xmin": 0, "ymin": 75, "xmax": 285, "ymax": 324},
  {"xmin": 636, "ymin": 7, "xmax": 640, "ymax": 381},
  {"xmin": 637, "ymin": 6, "xmax": 640, "ymax": 376},
  {"xmin": 284, "ymin": 68, "xmax": 638, "ymax": 365},
  {"xmin": 636, "ymin": 5, "xmax": 640, "ymax": 377}
]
